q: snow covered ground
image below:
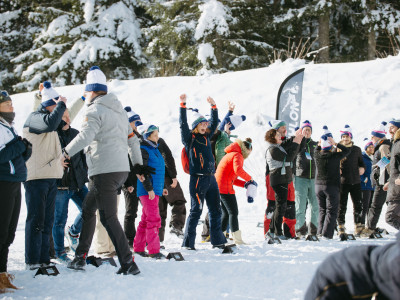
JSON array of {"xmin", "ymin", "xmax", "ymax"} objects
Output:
[{"xmin": 4, "ymin": 55, "xmax": 400, "ymax": 299}]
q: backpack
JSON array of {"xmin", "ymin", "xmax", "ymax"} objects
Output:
[{"xmin": 181, "ymin": 135, "xmax": 195, "ymax": 174}]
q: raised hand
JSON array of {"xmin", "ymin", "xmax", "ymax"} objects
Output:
[
  {"xmin": 228, "ymin": 101, "xmax": 235, "ymax": 112},
  {"xmin": 180, "ymin": 94, "xmax": 187, "ymax": 103},
  {"xmin": 207, "ymin": 96, "xmax": 216, "ymax": 106}
]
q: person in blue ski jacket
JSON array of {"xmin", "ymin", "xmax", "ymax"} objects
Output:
[{"xmin": 179, "ymin": 94, "xmax": 227, "ymax": 250}]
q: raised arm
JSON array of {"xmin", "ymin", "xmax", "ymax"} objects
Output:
[
  {"xmin": 26, "ymin": 100, "xmax": 66, "ymax": 134},
  {"xmin": 179, "ymin": 94, "xmax": 191, "ymax": 147},
  {"xmin": 207, "ymin": 96, "xmax": 219, "ymax": 135}
]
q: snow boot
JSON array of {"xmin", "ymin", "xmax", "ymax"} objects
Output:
[
  {"xmin": 201, "ymin": 235, "xmax": 210, "ymax": 243},
  {"xmin": 360, "ymin": 227, "xmax": 375, "ymax": 238},
  {"xmin": 232, "ymin": 230, "xmax": 247, "ymax": 245},
  {"xmin": 308, "ymin": 222, "xmax": 318, "ymax": 236},
  {"xmin": 65, "ymin": 226, "xmax": 79, "ymax": 253},
  {"xmin": 337, "ymin": 224, "xmax": 346, "ymax": 235},
  {"xmin": 170, "ymin": 227, "xmax": 184, "ymax": 239},
  {"xmin": 67, "ymin": 254, "xmax": 86, "ymax": 271},
  {"xmin": 0, "ymin": 272, "xmax": 18, "ymax": 291},
  {"xmin": 134, "ymin": 251, "xmax": 148, "ymax": 257},
  {"xmin": 56, "ymin": 252, "xmax": 72, "ymax": 264},
  {"xmin": 149, "ymin": 252, "xmax": 166, "ymax": 259},
  {"xmin": 117, "ymin": 260, "xmax": 140, "ymax": 275},
  {"xmin": 354, "ymin": 223, "xmax": 364, "ymax": 237},
  {"xmin": 296, "ymin": 222, "xmax": 308, "ymax": 237}
]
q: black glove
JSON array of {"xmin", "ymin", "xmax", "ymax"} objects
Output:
[
  {"xmin": 21, "ymin": 138, "xmax": 32, "ymax": 160},
  {"xmin": 132, "ymin": 164, "xmax": 156, "ymax": 176}
]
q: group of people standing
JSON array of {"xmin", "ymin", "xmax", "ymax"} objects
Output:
[
  {"xmin": 263, "ymin": 119, "xmax": 400, "ymax": 241},
  {"xmin": 0, "ymin": 65, "xmax": 399, "ymax": 294}
]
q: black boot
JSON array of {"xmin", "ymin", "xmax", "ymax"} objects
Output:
[
  {"xmin": 67, "ymin": 255, "xmax": 86, "ymax": 271},
  {"xmin": 148, "ymin": 252, "xmax": 166, "ymax": 259},
  {"xmin": 117, "ymin": 261, "xmax": 140, "ymax": 275}
]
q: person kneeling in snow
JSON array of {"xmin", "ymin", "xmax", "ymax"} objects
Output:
[
  {"xmin": 305, "ymin": 232, "xmax": 400, "ymax": 300},
  {"xmin": 133, "ymin": 124, "xmax": 168, "ymax": 259},
  {"xmin": 215, "ymin": 138, "xmax": 256, "ymax": 244},
  {"xmin": 179, "ymin": 94, "xmax": 227, "ymax": 250}
]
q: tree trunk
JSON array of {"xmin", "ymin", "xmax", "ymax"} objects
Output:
[
  {"xmin": 318, "ymin": 9, "xmax": 330, "ymax": 63},
  {"xmin": 367, "ymin": 0, "xmax": 377, "ymax": 60}
]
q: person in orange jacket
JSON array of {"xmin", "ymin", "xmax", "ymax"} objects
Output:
[{"xmin": 215, "ymin": 138, "xmax": 256, "ymax": 244}]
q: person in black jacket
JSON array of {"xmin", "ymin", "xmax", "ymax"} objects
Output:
[
  {"xmin": 364, "ymin": 122, "xmax": 391, "ymax": 236},
  {"xmin": 360, "ymin": 139, "xmax": 374, "ymax": 230},
  {"xmin": 314, "ymin": 127, "xmax": 350, "ymax": 239},
  {"xmin": 294, "ymin": 120, "xmax": 319, "ymax": 236},
  {"xmin": 385, "ymin": 128, "xmax": 400, "ymax": 230},
  {"xmin": 179, "ymin": 94, "xmax": 227, "ymax": 250},
  {"xmin": 0, "ymin": 91, "xmax": 31, "ymax": 292},
  {"xmin": 337, "ymin": 125, "xmax": 365, "ymax": 236},
  {"xmin": 52, "ymin": 109, "xmax": 88, "ymax": 263},
  {"xmin": 265, "ymin": 128, "xmax": 302, "ymax": 239},
  {"xmin": 305, "ymin": 231, "xmax": 400, "ymax": 300}
]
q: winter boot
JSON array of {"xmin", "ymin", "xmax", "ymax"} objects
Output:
[
  {"xmin": 201, "ymin": 235, "xmax": 210, "ymax": 243},
  {"xmin": 337, "ymin": 224, "xmax": 346, "ymax": 235},
  {"xmin": 67, "ymin": 254, "xmax": 86, "ymax": 271},
  {"xmin": 354, "ymin": 223, "xmax": 365, "ymax": 237},
  {"xmin": 296, "ymin": 222, "xmax": 308, "ymax": 237},
  {"xmin": 117, "ymin": 260, "xmax": 140, "ymax": 275},
  {"xmin": 360, "ymin": 227, "xmax": 375, "ymax": 238},
  {"xmin": 232, "ymin": 230, "xmax": 247, "ymax": 245},
  {"xmin": 170, "ymin": 227, "xmax": 184, "ymax": 239},
  {"xmin": 148, "ymin": 252, "xmax": 166, "ymax": 259},
  {"xmin": 134, "ymin": 252, "xmax": 148, "ymax": 257},
  {"xmin": 65, "ymin": 226, "xmax": 79, "ymax": 253},
  {"xmin": 56, "ymin": 252, "xmax": 72, "ymax": 264},
  {"xmin": 0, "ymin": 272, "xmax": 18, "ymax": 291},
  {"xmin": 308, "ymin": 222, "xmax": 318, "ymax": 236}
]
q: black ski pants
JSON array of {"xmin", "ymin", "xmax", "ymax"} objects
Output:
[
  {"xmin": 367, "ymin": 186, "xmax": 387, "ymax": 230},
  {"xmin": 316, "ymin": 184, "xmax": 340, "ymax": 239},
  {"xmin": 76, "ymin": 172, "xmax": 132, "ymax": 267},
  {"xmin": 338, "ymin": 183, "xmax": 363, "ymax": 225},
  {"xmin": 159, "ymin": 177, "xmax": 187, "ymax": 242},
  {"xmin": 0, "ymin": 181, "xmax": 21, "ymax": 272},
  {"xmin": 220, "ymin": 194, "xmax": 239, "ymax": 233},
  {"xmin": 360, "ymin": 190, "xmax": 373, "ymax": 225},
  {"xmin": 123, "ymin": 180, "xmax": 140, "ymax": 245},
  {"xmin": 270, "ymin": 183, "xmax": 288, "ymax": 236},
  {"xmin": 386, "ymin": 201, "xmax": 400, "ymax": 230}
]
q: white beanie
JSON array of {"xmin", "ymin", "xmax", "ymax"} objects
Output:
[
  {"xmin": 85, "ymin": 66, "xmax": 107, "ymax": 92},
  {"xmin": 322, "ymin": 125, "xmax": 332, "ymax": 138},
  {"xmin": 371, "ymin": 121, "xmax": 387, "ymax": 139},
  {"xmin": 190, "ymin": 108, "xmax": 207, "ymax": 129},
  {"xmin": 228, "ymin": 115, "xmax": 246, "ymax": 131},
  {"xmin": 340, "ymin": 124, "xmax": 353, "ymax": 139},
  {"xmin": 41, "ymin": 81, "xmax": 59, "ymax": 107}
]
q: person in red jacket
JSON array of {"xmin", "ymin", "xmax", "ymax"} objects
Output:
[{"xmin": 215, "ymin": 138, "xmax": 256, "ymax": 244}]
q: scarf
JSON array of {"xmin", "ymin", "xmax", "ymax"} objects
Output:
[{"xmin": 0, "ymin": 112, "xmax": 15, "ymax": 124}]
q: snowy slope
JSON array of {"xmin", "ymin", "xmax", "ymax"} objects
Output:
[{"xmin": 4, "ymin": 55, "xmax": 400, "ymax": 299}]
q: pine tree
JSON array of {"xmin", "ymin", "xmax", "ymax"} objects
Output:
[{"xmin": 11, "ymin": 0, "xmax": 146, "ymax": 92}]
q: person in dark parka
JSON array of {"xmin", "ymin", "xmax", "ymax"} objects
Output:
[
  {"xmin": 360, "ymin": 139, "xmax": 374, "ymax": 229},
  {"xmin": 0, "ymin": 91, "xmax": 31, "ymax": 292},
  {"xmin": 305, "ymin": 231, "xmax": 400, "ymax": 300},
  {"xmin": 314, "ymin": 127, "xmax": 350, "ymax": 239},
  {"xmin": 337, "ymin": 125, "xmax": 365, "ymax": 235},
  {"xmin": 385, "ymin": 128, "xmax": 400, "ymax": 230}
]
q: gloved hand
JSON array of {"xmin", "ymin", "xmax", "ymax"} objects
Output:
[
  {"xmin": 245, "ymin": 180, "xmax": 257, "ymax": 203},
  {"xmin": 132, "ymin": 164, "xmax": 156, "ymax": 177},
  {"xmin": 21, "ymin": 138, "xmax": 32, "ymax": 160}
]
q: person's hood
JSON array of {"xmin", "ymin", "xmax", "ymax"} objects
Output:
[
  {"xmin": 362, "ymin": 152, "xmax": 373, "ymax": 161},
  {"xmin": 90, "ymin": 93, "xmax": 123, "ymax": 114},
  {"xmin": 225, "ymin": 140, "xmax": 250, "ymax": 159},
  {"xmin": 394, "ymin": 128, "xmax": 400, "ymax": 143}
]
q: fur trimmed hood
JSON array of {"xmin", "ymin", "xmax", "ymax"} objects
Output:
[
  {"xmin": 394, "ymin": 129, "xmax": 400, "ymax": 142},
  {"xmin": 236, "ymin": 139, "xmax": 251, "ymax": 159}
]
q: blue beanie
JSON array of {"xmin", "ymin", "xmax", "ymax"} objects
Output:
[
  {"xmin": 389, "ymin": 119, "xmax": 400, "ymax": 129},
  {"xmin": 124, "ymin": 106, "xmax": 141, "ymax": 123}
]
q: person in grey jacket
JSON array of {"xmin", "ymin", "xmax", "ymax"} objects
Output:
[{"xmin": 65, "ymin": 66, "xmax": 152, "ymax": 276}]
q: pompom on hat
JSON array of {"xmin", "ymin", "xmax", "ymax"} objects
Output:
[
  {"xmin": 41, "ymin": 81, "xmax": 59, "ymax": 107},
  {"xmin": 371, "ymin": 121, "xmax": 387, "ymax": 139},
  {"xmin": 124, "ymin": 106, "xmax": 141, "ymax": 123},
  {"xmin": 85, "ymin": 66, "xmax": 107, "ymax": 93},
  {"xmin": 340, "ymin": 124, "xmax": 353, "ymax": 139}
]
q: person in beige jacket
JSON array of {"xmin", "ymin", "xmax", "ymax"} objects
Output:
[{"xmin": 23, "ymin": 81, "xmax": 67, "ymax": 269}]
